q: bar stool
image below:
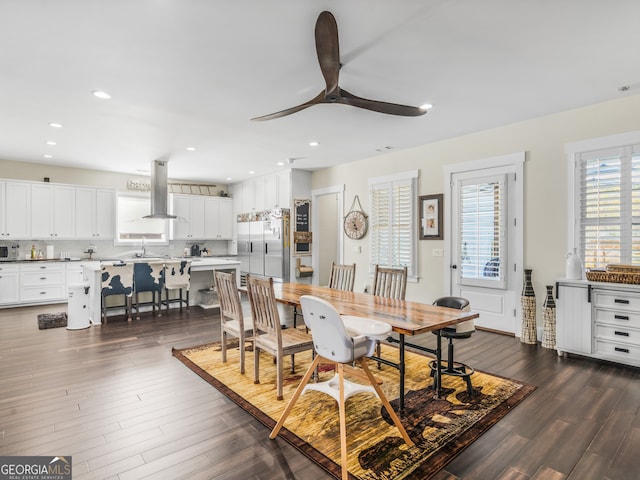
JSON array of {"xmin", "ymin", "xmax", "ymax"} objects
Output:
[
  {"xmin": 161, "ymin": 260, "xmax": 192, "ymax": 313},
  {"xmin": 132, "ymin": 261, "xmax": 165, "ymax": 319},
  {"xmin": 100, "ymin": 263, "xmax": 133, "ymax": 324},
  {"xmin": 429, "ymin": 296, "xmax": 476, "ymax": 395}
]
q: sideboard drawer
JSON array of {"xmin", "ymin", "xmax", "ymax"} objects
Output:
[
  {"xmin": 595, "ymin": 324, "xmax": 640, "ymax": 345},
  {"xmin": 593, "ymin": 308, "xmax": 640, "ymax": 328},
  {"xmin": 593, "ymin": 291, "xmax": 640, "ymax": 311},
  {"xmin": 594, "ymin": 339, "xmax": 640, "ymax": 364}
]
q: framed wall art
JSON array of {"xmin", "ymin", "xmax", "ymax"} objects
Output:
[{"xmin": 419, "ymin": 193, "xmax": 443, "ymax": 240}]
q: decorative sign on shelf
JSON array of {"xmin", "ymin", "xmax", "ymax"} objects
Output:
[{"xmin": 294, "ymin": 198, "xmax": 311, "ymax": 255}]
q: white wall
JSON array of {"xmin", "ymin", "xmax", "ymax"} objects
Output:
[{"xmin": 311, "ymin": 94, "xmax": 640, "ymax": 317}]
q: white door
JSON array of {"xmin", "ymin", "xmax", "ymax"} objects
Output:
[
  {"xmin": 311, "ymin": 185, "xmax": 344, "ymax": 287},
  {"xmin": 447, "ymin": 156, "xmax": 523, "ymax": 334}
]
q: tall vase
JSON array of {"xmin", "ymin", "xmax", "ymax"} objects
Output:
[
  {"xmin": 541, "ymin": 285, "xmax": 556, "ymax": 349},
  {"xmin": 520, "ymin": 269, "xmax": 537, "ymax": 344}
]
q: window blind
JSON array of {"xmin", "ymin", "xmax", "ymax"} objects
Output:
[
  {"xmin": 369, "ymin": 174, "xmax": 416, "ymax": 276},
  {"xmin": 458, "ymin": 175, "xmax": 506, "ymax": 286},
  {"xmin": 577, "ymin": 144, "xmax": 640, "ymax": 268}
]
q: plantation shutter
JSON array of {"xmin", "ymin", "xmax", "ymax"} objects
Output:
[
  {"xmin": 577, "ymin": 144, "xmax": 640, "ymax": 268},
  {"xmin": 458, "ymin": 174, "xmax": 506, "ymax": 288},
  {"xmin": 369, "ymin": 172, "xmax": 417, "ymax": 277}
]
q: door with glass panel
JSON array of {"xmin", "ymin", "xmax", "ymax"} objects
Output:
[{"xmin": 450, "ymin": 166, "xmax": 521, "ymax": 333}]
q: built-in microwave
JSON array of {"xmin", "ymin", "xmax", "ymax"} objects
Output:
[{"xmin": 0, "ymin": 243, "xmax": 19, "ymax": 261}]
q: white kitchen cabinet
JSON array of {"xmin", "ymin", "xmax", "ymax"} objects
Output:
[
  {"xmin": 264, "ymin": 171, "xmax": 290, "ymax": 209},
  {"xmin": 20, "ymin": 262, "xmax": 67, "ymax": 303},
  {"xmin": 204, "ymin": 197, "xmax": 233, "ymax": 239},
  {"xmin": 230, "ymin": 183, "xmax": 243, "ymax": 214},
  {"xmin": 173, "ymin": 194, "xmax": 206, "ymax": 240},
  {"xmin": 75, "ymin": 187, "xmax": 115, "ymax": 239},
  {"xmin": 556, "ymin": 280, "xmax": 592, "ymax": 356},
  {"xmin": 0, "ymin": 180, "xmax": 30, "ymax": 238},
  {"xmin": 31, "ymin": 183, "xmax": 76, "ymax": 239},
  {"xmin": 0, "ymin": 264, "xmax": 19, "ymax": 304}
]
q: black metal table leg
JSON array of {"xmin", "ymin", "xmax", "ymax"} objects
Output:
[
  {"xmin": 435, "ymin": 329, "xmax": 442, "ymax": 397},
  {"xmin": 399, "ymin": 334, "xmax": 405, "ymax": 411}
]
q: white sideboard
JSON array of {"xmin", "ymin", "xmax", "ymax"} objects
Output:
[{"xmin": 557, "ymin": 278, "xmax": 640, "ymax": 367}]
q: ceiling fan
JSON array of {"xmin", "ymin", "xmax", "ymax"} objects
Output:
[{"xmin": 251, "ymin": 11, "xmax": 427, "ymax": 121}]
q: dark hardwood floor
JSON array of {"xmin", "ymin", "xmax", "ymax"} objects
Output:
[{"xmin": 1, "ymin": 302, "xmax": 639, "ymax": 480}]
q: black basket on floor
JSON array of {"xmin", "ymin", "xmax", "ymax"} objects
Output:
[{"xmin": 37, "ymin": 312, "xmax": 68, "ymax": 329}]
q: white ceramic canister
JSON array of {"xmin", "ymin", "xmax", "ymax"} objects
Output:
[{"xmin": 566, "ymin": 248, "xmax": 583, "ymax": 279}]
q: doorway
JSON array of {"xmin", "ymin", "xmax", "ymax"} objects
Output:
[
  {"xmin": 444, "ymin": 153, "xmax": 524, "ymax": 334},
  {"xmin": 311, "ymin": 185, "xmax": 344, "ymax": 286}
]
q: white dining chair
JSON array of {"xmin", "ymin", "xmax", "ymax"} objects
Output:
[{"xmin": 270, "ymin": 295, "xmax": 413, "ymax": 480}]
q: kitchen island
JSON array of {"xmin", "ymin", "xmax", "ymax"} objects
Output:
[{"xmin": 84, "ymin": 257, "xmax": 240, "ymax": 324}]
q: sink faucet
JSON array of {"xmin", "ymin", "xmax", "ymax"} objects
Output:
[{"xmin": 136, "ymin": 239, "xmax": 146, "ymax": 258}]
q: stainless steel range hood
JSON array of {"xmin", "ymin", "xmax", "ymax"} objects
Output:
[{"xmin": 143, "ymin": 159, "xmax": 177, "ymax": 219}]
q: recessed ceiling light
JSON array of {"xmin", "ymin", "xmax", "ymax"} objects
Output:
[
  {"xmin": 43, "ymin": 154, "xmax": 53, "ymax": 159},
  {"xmin": 46, "ymin": 141, "xmax": 57, "ymax": 146},
  {"xmin": 48, "ymin": 122, "xmax": 63, "ymax": 128},
  {"xmin": 309, "ymin": 141, "xmax": 319, "ymax": 147},
  {"xmin": 186, "ymin": 147, "xmax": 196, "ymax": 151},
  {"xmin": 249, "ymin": 170, "xmax": 255, "ymax": 174},
  {"xmin": 276, "ymin": 161, "xmax": 285, "ymax": 166},
  {"xmin": 420, "ymin": 103, "xmax": 433, "ymax": 111},
  {"xmin": 92, "ymin": 90, "xmax": 111, "ymax": 100},
  {"xmin": 226, "ymin": 177, "xmax": 233, "ymax": 181}
]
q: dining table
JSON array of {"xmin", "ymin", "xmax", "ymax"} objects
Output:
[{"xmin": 268, "ymin": 282, "xmax": 480, "ymax": 411}]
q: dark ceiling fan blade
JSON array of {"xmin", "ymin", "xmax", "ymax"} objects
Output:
[
  {"xmin": 251, "ymin": 10, "xmax": 426, "ymax": 121},
  {"xmin": 315, "ymin": 11, "xmax": 340, "ymax": 94},
  {"xmin": 250, "ymin": 90, "xmax": 327, "ymax": 121},
  {"xmin": 338, "ymin": 88, "xmax": 427, "ymax": 117}
]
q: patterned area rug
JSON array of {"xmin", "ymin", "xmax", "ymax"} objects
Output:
[{"xmin": 173, "ymin": 341, "xmax": 535, "ymax": 480}]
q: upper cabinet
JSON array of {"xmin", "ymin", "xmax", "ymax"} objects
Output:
[
  {"xmin": 172, "ymin": 194, "xmax": 206, "ymax": 240},
  {"xmin": 0, "ymin": 180, "xmax": 30, "ymax": 238},
  {"xmin": 31, "ymin": 184, "xmax": 76, "ymax": 239},
  {"xmin": 204, "ymin": 197, "xmax": 233, "ymax": 239},
  {"xmin": 1, "ymin": 179, "xmax": 116, "ymax": 241},
  {"xmin": 173, "ymin": 194, "xmax": 233, "ymax": 241},
  {"xmin": 75, "ymin": 187, "xmax": 115, "ymax": 239},
  {"xmin": 233, "ymin": 170, "xmax": 295, "ymax": 215}
]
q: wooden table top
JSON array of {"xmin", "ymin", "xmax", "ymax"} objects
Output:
[{"xmin": 272, "ymin": 283, "xmax": 479, "ymax": 336}]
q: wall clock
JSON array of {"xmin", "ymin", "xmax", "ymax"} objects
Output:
[{"xmin": 344, "ymin": 195, "xmax": 368, "ymax": 240}]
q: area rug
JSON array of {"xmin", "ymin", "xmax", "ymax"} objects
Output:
[{"xmin": 172, "ymin": 341, "xmax": 535, "ymax": 480}]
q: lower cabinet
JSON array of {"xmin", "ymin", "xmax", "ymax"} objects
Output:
[
  {"xmin": 20, "ymin": 262, "xmax": 67, "ymax": 303},
  {"xmin": 557, "ymin": 279, "xmax": 640, "ymax": 367},
  {"xmin": 556, "ymin": 281, "xmax": 592, "ymax": 355},
  {"xmin": 591, "ymin": 288, "xmax": 640, "ymax": 367},
  {"xmin": 0, "ymin": 264, "xmax": 20, "ymax": 304}
]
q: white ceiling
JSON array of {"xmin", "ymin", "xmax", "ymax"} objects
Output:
[{"xmin": 1, "ymin": 0, "xmax": 640, "ymax": 185}]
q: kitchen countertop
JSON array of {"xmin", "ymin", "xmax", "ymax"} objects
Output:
[{"xmin": 0, "ymin": 258, "xmax": 86, "ymax": 263}]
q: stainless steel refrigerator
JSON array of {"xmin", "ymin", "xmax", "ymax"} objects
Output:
[{"xmin": 237, "ymin": 209, "xmax": 290, "ymax": 284}]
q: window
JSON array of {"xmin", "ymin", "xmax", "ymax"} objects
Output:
[
  {"xmin": 458, "ymin": 174, "xmax": 506, "ymax": 288},
  {"xmin": 575, "ymin": 144, "xmax": 640, "ymax": 268},
  {"xmin": 116, "ymin": 192, "xmax": 169, "ymax": 245},
  {"xmin": 369, "ymin": 170, "xmax": 418, "ymax": 278}
]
